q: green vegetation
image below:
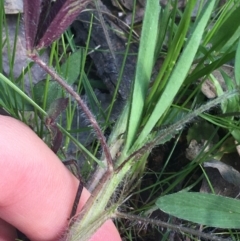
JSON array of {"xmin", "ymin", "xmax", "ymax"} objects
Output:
[{"xmin": 1, "ymin": 0, "xmax": 240, "ymax": 240}]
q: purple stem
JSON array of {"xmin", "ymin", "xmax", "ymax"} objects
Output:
[{"xmin": 29, "ymin": 53, "xmax": 113, "ymax": 171}]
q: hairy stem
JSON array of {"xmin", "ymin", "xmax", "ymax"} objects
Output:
[
  {"xmin": 115, "ymin": 212, "xmax": 229, "ymax": 241},
  {"xmin": 29, "ymin": 52, "xmax": 113, "ymax": 172},
  {"xmin": 117, "ymin": 88, "xmax": 240, "ymax": 171}
]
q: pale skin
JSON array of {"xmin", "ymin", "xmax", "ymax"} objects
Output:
[{"xmin": 0, "ymin": 115, "xmax": 121, "ymax": 241}]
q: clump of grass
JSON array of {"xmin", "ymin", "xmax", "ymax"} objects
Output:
[{"xmin": 1, "ymin": 0, "xmax": 240, "ymax": 240}]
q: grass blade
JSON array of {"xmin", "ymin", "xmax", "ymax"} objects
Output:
[
  {"xmin": 134, "ymin": 0, "xmax": 216, "ymax": 149},
  {"xmin": 0, "ymin": 73, "xmax": 46, "ymax": 115},
  {"xmin": 235, "ymin": 39, "xmax": 240, "ymax": 85},
  {"xmin": 125, "ymin": 0, "xmax": 160, "ymax": 151}
]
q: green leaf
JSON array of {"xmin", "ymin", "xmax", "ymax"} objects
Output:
[
  {"xmin": 220, "ymin": 70, "xmax": 240, "ymax": 113},
  {"xmin": 235, "ymin": 39, "xmax": 240, "ymax": 85},
  {"xmin": 0, "ymin": 80, "xmax": 32, "ymax": 111},
  {"xmin": 0, "ymin": 73, "xmax": 46, "ymax": 115},
  {"xmin": 60, "ymin": 50, "xmax": 82, "ymax": 85},
  {"xmin": 156, "ymin": 192, "xmax": 240, "ymax": 228},
  {"xmin": 124, "ymin": 0, "xmax": 160, "ymax": 151},
  {"xmin": 208, "ymin": 5, "xmax": 240, "ymax": 52},
  {"xmin": 146, "ymin": 0, "xmax": 196, "ymax": 107},
  {"xmin": 134, "ymin": 0, "xmax": 216, "ymax": 150},
  {"xmin": 33, "ymin": 80, "xmax": 62, "ymax": 109},
  {"xmin": 187, "ymin": 51, "xmax": 235, "ymax": 83}
]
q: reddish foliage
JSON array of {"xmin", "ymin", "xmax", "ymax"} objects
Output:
[{"xmin": 23, "ymin": 0, "xmax": 91, "ymax": 50}]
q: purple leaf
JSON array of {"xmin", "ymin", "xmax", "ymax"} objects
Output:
[
  {"xmin": 50, "ymin": 124, "xmax": 63, "ymax": 153},
  {"xmin": 23, "ymin": 0, "xmax": 42, "ymax": 51},
  {"xmin": 45, "ymin": 120, "xmax": 62, "ymax": 153},
  {"xmin": 35, "ymin": 0, "xmax": 64, "ymax": 47},
  {"xmin": 35, "ymin": 0, "xmax": 52, "ymax": 44},
  {"xmin": 35, "ymin": 0, "xmax": 91, "ymax": 49}
]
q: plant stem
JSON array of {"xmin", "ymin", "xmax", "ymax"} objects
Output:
[
  {"xmin": 115, "ymin": 212, "xmax": 229, "ymax": 241},
  {"xmin": 29, "ymin": 52, "xmax": 113, "ymax": 172},
  {"xmin": 117, "ymin": 88, "xmax": 240, "ymax": 171},
  {"xmin": 65, "ymin": 157, "xmax": 134, "ymax": 241}
]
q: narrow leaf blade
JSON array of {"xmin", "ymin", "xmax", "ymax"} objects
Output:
[
  {"xmin": 235, "ymin": 39, "xmax": 240, "ymax": 85},
  {"xmin": 134, "ymin": 0, "xmax": 216, "ymax": 148},
  {"xmin": 125, "ymin": 0, "xmax": 160, "ymax": 151},
  {"xmin": 23, "ymin": 0, "xmax": 42, "ymax": 51},
  {"xmin": 208, "ymin": 5, "xmax": 240, "ymax": 52}
]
